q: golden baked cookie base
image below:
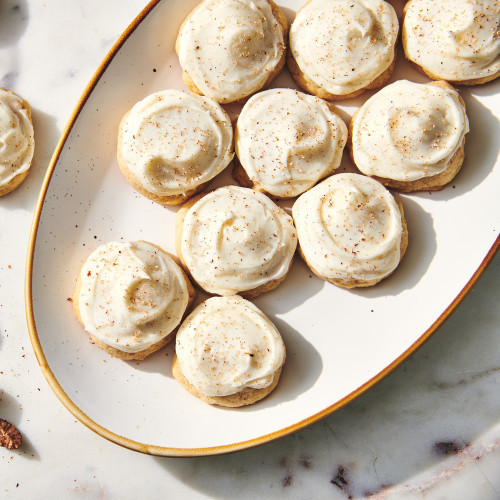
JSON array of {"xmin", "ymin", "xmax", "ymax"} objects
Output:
[
  {"xmin": 232, "ymin": 158, "xmax": 341, "ymax": 200},
  {"xmin": 348, "ymin": 81, "xmax": 467, "ymax": 192},
  {"xmin": 232, "ymin": 161, "xmax": 267, "ymax": 194},
  {"xmin": 368, "ymin": 143, "xmax": 465, "ymax": 193},
  {"xmin": 172, "ymin": 353, "xmax": 284, "ymax": 407},
  {"xmin": 116, "ymin": 111, "xmax": 211, "ymax": 205},
  {"xmin": 0, "ymin": 88, "xmax": 33, "ymax": 197},
  {"xmin": 0, "ymin": 169, "xmax": 30, "ymax": 197},
  {"xmin": 175, "ymin": 193, "xmax": 294, "ymax": 299},
  {"xmin": 175, "ymin": 0, "xmax": 289, "ymax": 104},
  {"xmin": 298, "ymin": 197, "xmax": 408, "ymax": 288},
  {"xmin": 72, "ymin": 242, "xmax": 195, "ymax": 361},
  {"xmin": 287, "ymin": 42, "xmax": 397, "ymax": 101},
  {"xmin": 402, "ymin": 0, "xmax": 500, "ymax": 86}
]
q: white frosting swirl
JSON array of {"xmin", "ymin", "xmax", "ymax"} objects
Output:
[
  {"xmin": 0, "ymin": 89, "xmax": 34, "ymax": 188},
  {"xmin": 293, "ymin": 174, "xmax": 403, "ymax": 282},
  {"xmin": 235, "ymin": 89, "xmax": 348, "ymax": 197},
  {"xmin": 175, "ymin": 295, "xmax": 285, "ymax": 397},
  {"xmin": 119, "ymin": 90, "xmax": 233, "ymax": 196},
  {"xmin": 177, "ymin": 0, "xmax": 285, "ymax": 103},
  {"xmin": 403, "ymin": 0, "xmax": 500, "ymax": 82},
  {"xmin": 290, "ymin": 0, "xmax": 398, "ymax": 95},
  {"xmin": 78, "ymin": 241, "xmax": 190, "ymax": 353},
  {"xmin": 352, "ymin": 80, "xmax": 469, "ymax": 181},
  {"xmin": 180, "ymin": 185, "xmax": 297, "ymax": 295}
]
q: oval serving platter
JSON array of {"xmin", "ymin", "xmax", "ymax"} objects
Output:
[{"xmin": 26, "ymin": 0, "xmax": 500, "ymax": 456}]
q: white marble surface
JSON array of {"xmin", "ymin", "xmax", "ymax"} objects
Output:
[{"xmin": 0, "ymin": 0, "xmax": 499, "ymax": 498}]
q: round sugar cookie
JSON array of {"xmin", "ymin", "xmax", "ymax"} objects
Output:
[
  {"xmin": 234, "ymin": 88, "xmax": 347, "ymax": 198},
  {"xmin": 0, "ymin": 88, "xmax": 34, "ymax": 196},
  {"xmin": 176, "ymin": 0, "xmax": 288, "ymax": 103},
  {"xmin": 402, "ymin": 0, "xmax": 500, "ymax": 85},
  {"xmin": 350, "ymin": 80, "xmax": 469, "ymax": 192},
  {"xmin": 287, "ymin": 0, "xmax": 399, "ymax": 100},
  {"xmin": 173, "ymin": 295, "xmax": 285, "ymax": 407},
  {"xmin": 117, "ymin": 90, "xmax": 233, "ymax": 205},
  {"xmin": 73, "ymin": 240, "xmax": 195, "ymax": 360},
  {"xmin": 175, "ymin": 185, "xmax": 297, "ymax": 298},
  {"xmin": 292, "ymin": 173, "xmax": 408, "ymax": 288}
]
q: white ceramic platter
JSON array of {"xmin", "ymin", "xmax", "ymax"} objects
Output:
[{"xmin": 26, "ymin": 0, "xmax": 500, "ymax": 456}]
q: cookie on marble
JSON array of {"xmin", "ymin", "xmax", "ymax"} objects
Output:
[{"xmin": 0, "ymin": 88, "xmax": 34, "ymax": 196}]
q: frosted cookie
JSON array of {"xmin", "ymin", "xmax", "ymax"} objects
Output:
[
  {"xmin": 176, "ymin": 0, "xmax": 287, "ymax": 103},
  {"xmin": 287, "ymin": 0, "xmax": 399, "ymax": 100},
  {"xmin": 73, "ymin": 241, "xmax": 195, "ymax": 360},
  {"xmin": 117, "ymin": 90, "xmax": 233, "ymax": 205},
  {"xmin": 234, "ymin": 88, "xmax": 348, "ymax": 198},
  {"xmin": 403, "ymin": 0, "xmax": 500, "ymax": 85},
  {"xmin": 0, "ymin": 88, "xmax": 34, "ymax": 197},
  {"xmin": 173, "ymin": 295, "xmax": 285, "ymax": 407},
  {"xmin": 175, "ymin": 185, "xmax": 297, "ymax": 298},
  {"xmin": 292, "ymin": 173, "xmax": 408, "ymax": 288},
  {"xmin": 350, "ymin": 80, "xmax": 469, "ymax": 192}
]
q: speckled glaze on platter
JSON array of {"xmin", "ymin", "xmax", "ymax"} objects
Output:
[{"xmin": 25, "ymin": 0, "xmax": 500, "ymax": 456}]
